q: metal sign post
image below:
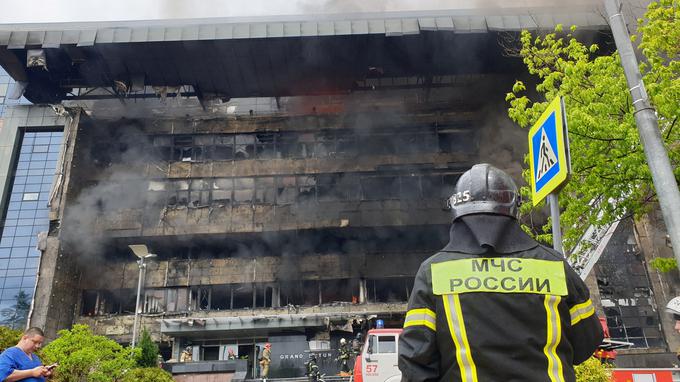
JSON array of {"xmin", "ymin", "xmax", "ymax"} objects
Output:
[{"xmin": 528, "ymin": 96, "xmax": 571, "ymax": 254}]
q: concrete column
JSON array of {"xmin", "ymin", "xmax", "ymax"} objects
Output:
[
  {"xmin": 359, "ymin": 279, "xmax": 367, "ymax": 304},
  {"xmin": 172, "ymin": 339, "xmax": 181, "ymax": 361},
  {"xmin": 271, "ymin": 285, "xmax": 281, "ymax": 308}
]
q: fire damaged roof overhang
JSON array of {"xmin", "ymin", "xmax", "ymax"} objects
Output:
[
  {"xmin": 161, "ymin": 312, "xmax": 384, "ymax": 338},
  {"xmin": 0, "ymin": 2, "xmax": 641, "ymax": 104}
]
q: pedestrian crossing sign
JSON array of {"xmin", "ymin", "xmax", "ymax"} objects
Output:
[{"xmin": 528, "ymin": 96, "xmax": 571, "ymax": 206}]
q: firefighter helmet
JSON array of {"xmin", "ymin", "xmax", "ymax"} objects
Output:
[
  {"xmin": 666, "ymin": 296, "xmax": 680, "ymax": 320},
  {"xmin": 449, "ymin": 163, "xmax": 520, "ymax": 220}
]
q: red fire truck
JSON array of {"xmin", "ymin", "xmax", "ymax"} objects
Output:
[
  {"xmin": 352, "ymin": 328, "xmax": 680, "ymax": 382},
  {"xmin": 353, "ymin": 329, "xmax": 402, "ymax": 382}
]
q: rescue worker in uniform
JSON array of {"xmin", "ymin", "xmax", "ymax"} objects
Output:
[
  {"xmin": 227, "ymin": 348, "xmax": 237, "ymax": 360},
  {"xmin": 179, "ymin": 346, "xmax": 193, "ymax": 362},
  {"xmin": 352, "ymin": 333, "xmax": 363, "ymax": 357},
  {"xmin": 259, "ymin": 343, "xmax": 271, "ymax": 381},
  {"xmin": 398, "ymin": 163, "xmax": 603, "ymax": 382},
  {"xmin": 665, "ymin": 297, "xmax": 680, "ymax": 360},
  {"xmin": 338, "ymin": 338, "xmax": 351, "ymax": 375},
  {"xmin": 305, "ymin": 353, "xmax": 321, "ymax": 382}
]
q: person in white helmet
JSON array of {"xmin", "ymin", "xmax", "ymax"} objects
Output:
[
  {"xmin": 666, "ymin": 297, "xmax": 680, "ymax": 333},
  {"xmin": 338, "ymin": 338, "xmax": 350, "ymax": 375}
]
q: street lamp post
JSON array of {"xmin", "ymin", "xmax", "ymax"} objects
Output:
[{"xmin": 129, "ymin": 244, "xmax": 157, "ymax": 348}]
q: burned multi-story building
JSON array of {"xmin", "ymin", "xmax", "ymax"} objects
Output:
[{"xmin": 1, "ymin": 0, "xmax": 678, "ymax": 377}]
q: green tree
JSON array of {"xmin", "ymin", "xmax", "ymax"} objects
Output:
[
  {"xmin": 1, "ymin": 291, "xmax": 31, "ymax": 330},
  {"xmin": 121, "ymin": 367, "xmax": 174, "ymax": 382},
  {"xmin": 0, "ymin": 326, "xmax": 22, "ymax": 352},
  {"xmin": 575, "ymin": 357, "xmax": 612, "ymax": 382},
  {"xmin": 41, "ymin": 324, "xmax": 139, "ymax": 382},
  {"xmin": 137, "ymin": 328, "xmax": 160, "ymax": 367},
  {"xmin": 506, "ymin": 0, "xmax": 680, "ymax": 254}
]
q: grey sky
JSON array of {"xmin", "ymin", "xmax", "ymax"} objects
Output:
[{"xmin": 0, "ymin": 0, "xmax": 603, "ymax": 25}]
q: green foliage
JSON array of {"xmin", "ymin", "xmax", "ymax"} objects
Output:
[
  {"xmin": 0, "ymin": 326, "xmax": 22, "ymax": 352},
  {"xmin": 574, "ymin": 357, "xmax": 612, "ymax": 382},
  {"xmin": 41, "ymin": 324, "xmax": 139, "ymax": 382},
  {"xmin": 137, "ymin": 329, "xmax": 160, "ymax": 367},
  {"xmin": 507, "ymin": 0, "xmax": 680, "ymax": 254},
  {"xmin": 121, "ymin": 367, "xmax": 174, "ymax": 382},
  {"xmin": 650, "ymin": 257, "xmax": 678, "ymax": 272}
]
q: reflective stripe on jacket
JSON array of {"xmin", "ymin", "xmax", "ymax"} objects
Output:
[{"xmin": 398, "ymin": 244, "xmax": 603, "ymax": 382}]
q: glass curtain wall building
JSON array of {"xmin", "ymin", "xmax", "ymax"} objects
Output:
[{"xmin": 0, "ymin": 67, "xmax": 62, "ymax": 329}]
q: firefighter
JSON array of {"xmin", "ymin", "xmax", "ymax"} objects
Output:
[
  {"xmin": 305, "ymin": 353, "xmax": 321, "ymax": 382},
  {"xmin": 398, "ymin": 163, "xmax": 603, "ymax": 382},
  {"xmin": 338, "ymin": 338, "xmax": 350, "ymax": 375},
  {"xmin": 666, "ymin": 297, "xmax": 680, "ymax": 333},
  {"xmin": 665, "ymin": 297, "xmax": 680, "ymax": 360},
  {"xmin": 180, "ymin": 346, "xmax": 193, "ymax": 362},
  {"xmin": 259, "ymin": 343, "xmax": 271, "ymax": 381},
  {"xmin": 227, "ymin": 348, "xmax": 237, "ymax": 360},
  {"xmin": 351, "ymin": 332, "xmax": 363, "ymax": 357}
]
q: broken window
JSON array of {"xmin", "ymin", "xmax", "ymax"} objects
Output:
[
  {"xmin": 80, "ymin": 289, "xmax": 136, "ymax": 316},
  {"xmin": 168, "ymin": 180, "xmax": 190, "ymax": 206},
  {"xmin": 173, "ymin": 136, "xmax": 194, "ymax": 161},
  {"xmin": 277, "ymin": 176, "xmax": 297, "ymax": 205},
  {"xmin": 234, "ymin": 135, "xmax": 255, "ymax": 160},
  {"xmin": 190, "ymin": 179, "xmax": 211, "ymax": 207},
  {"xmin": 254, "ymin": 177, "xmax": 276, "ymax": 204},
  {"xmin": 297, "ymin": 176, "xmax": 316, "ymax": 203},
  {"xmin": 276, "ymin": 134, "xmax": 306, "ymax": 158},
  {"xmin": 233, "ymin": 178, "xmax": 254, "ymax": 205},
  {"xmin": 279, "ymin": 281, "xmax": 304, "ymax": 307},
  {"xmin": 255, "ymin": 133, "xmax": 277, "ymax": 159},
  {"xmin": 147, "ymin": 181, "xmax": 167, "ymax": 207},
  {"xmin": 191, "ymin": 286, "xmax": 211, "ymax": 310},
  {"xmin": 153, "ymin": 136, "xmax": 173, "ymax": 161},
  {"xmin": 368, "ymin": 277, "xmax": 413, "ymax": 303},
  {"xmin": 202, "ymin": 346, "xmax": 220, "ymax": 361},
  {"xmin": 144, "ymin": 289, "xmax": 166, "ymax": 313},
  {"xmin": 320, "ymin": 279, "xmax": 356, "ymax": 303},
  {"xmin": 303, "ymin": 281, "xmax": 320, "ymax": 306},
  {"xmin": 232, "ymin": 284, "xmax": 254, "ymax": 309},
  {"xmin": 82, "ymin": 290, "xmax": 98, "ymax": 316},
  {"xmin": 212, "ymin": 178, "xmax": 233, "ymax": 205},
  {"xmin": 210, "ymin": 285, "xmax": 230, "ymax": 310},
  {"xmin": 212, "ymin": 136, "xmax": 235, "ymax": 160}
]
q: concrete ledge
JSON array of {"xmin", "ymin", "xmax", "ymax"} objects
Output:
[
  {"xmin": 164, "ymin": 359, "xmax": 247, "ymax": 379},
  {"xmin": 615, "ymin": 352, "xmax": 679, "ymax": 368}
]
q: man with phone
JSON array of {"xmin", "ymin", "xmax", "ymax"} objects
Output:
[{"xmin": 0, "ymin": 327, "xmax": 54, "ymax": 381}]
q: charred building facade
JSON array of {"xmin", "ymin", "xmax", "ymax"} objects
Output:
[
  {"xmin": 1, "ymin": 0, "xmax": 677, "ymax": 376},
  {"xmin": 45, "ymin": 85, "xmax": 497, "ymax": 377}
]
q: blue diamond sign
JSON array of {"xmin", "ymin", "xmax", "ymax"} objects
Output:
[{"xmin": 528, "ymin": 96, "xmax": 571, "ymax": 205}]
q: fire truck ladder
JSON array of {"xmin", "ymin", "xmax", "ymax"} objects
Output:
[{"xmin": 568, "ymin": 199, "xmax": 622, "ymax": 281}]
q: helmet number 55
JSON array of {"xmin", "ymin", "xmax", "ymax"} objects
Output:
[{"xmin": 450, "ymin": 190, "xmax": 471, "ymax": 206}]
